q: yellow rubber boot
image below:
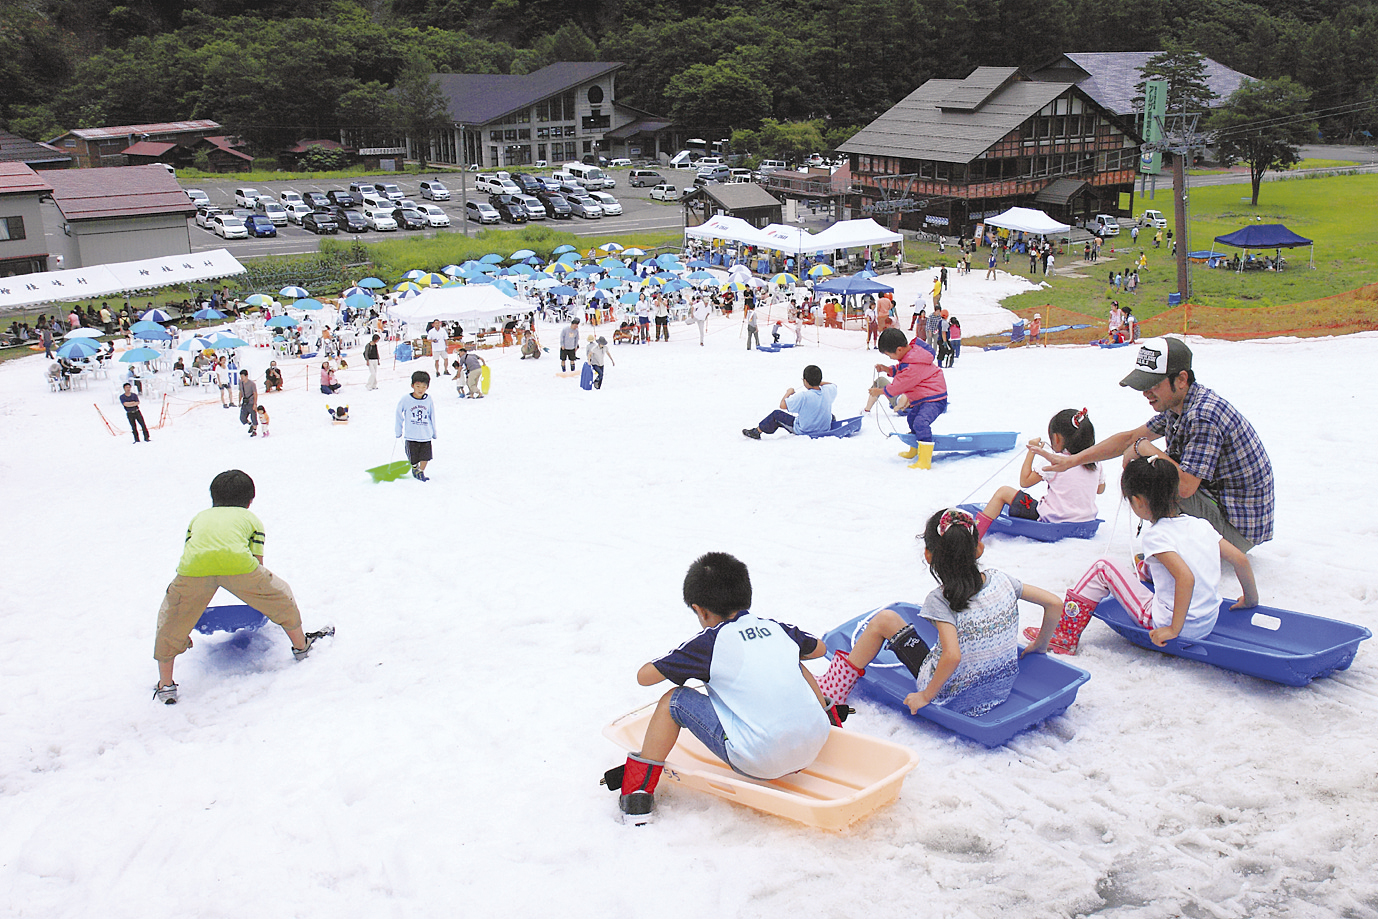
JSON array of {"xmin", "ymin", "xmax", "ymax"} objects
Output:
[
  {"xmin": 907, "ymin": 441, "xmax": 935, "ymax": 469},
  {"xmin": 897, "ymin": 444, "xmax": 919, "ymax": 460}
]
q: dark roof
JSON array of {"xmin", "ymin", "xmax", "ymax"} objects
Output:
[
  {"xmin": 1029, "ymin": 53, "xmax": 1253, "ymax": 115},
  {"xmin": 1034, "ymin": 178, "xmax": 1093, "ymax": 205},
  {"xmin": 284, "ymin": 138, "xmax": 346, "ymax": 153},
  {"xmin": 123, "ymin": 141, "xmax": 178, "ymax": 157},
  {"xmin": 195, "ymin": 136, "xmax": 254, "ymax": 162},
  {"xmin": 0, "ymin": 162, "xmax": 53, "ymax": 196},
  {"xmin": 44, "ymin": 165, "xmax": 196, "ymax": 220},
  {"xmin": 698, "ymin": 183, "xmax": 782, "ymax": 211},
  {"xmin": 0, "ymin": 129, "xmax": 71, "ymax": 167},
  {"xmin": 605, "ymin": 118, "xmax": 674, "ymax": 140},
  {"xmin": 54, "ymin": 120, "xmax": 221, "ymax": 142},
  {"xmin": 434, "ymin": 62, "xmax": 624, "ymax": 125},
  {"xmin": 839, "ymin": 72, "xmax": 1073, "ymax": 164}
]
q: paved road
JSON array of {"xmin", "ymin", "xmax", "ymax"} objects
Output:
[{"xmin": 179, "ymin": 170, "xmax": 691, "ymax": 258}]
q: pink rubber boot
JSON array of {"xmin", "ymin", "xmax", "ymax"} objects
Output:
[
  {"xmin": 1024, "ymin": 591, "xmax": 1095, "ymax": 655},
  {"xmin": 817, "ymin": 650, "xmax": 865, "ymax": 704}
]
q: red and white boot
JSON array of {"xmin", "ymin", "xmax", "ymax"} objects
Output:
[
  {"xmin": 1023, "ymin": 592, "xmax": 1095, "ymax": 655},
  {"xmin": 817, "ymin": 650, "xmax": 865, "ymax": 706},
  {"xmin": 618, "ymin": 754, "xmax": 664, "ymax": 825}
]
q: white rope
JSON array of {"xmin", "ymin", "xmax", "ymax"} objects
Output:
[{"xmin": 954, "ymin": 450, "xmax": 1026, "ymax": 507}]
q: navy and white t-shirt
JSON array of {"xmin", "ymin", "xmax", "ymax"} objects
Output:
[{"xmin": 653, "ymin": 611, "xmax": 830, "ymax": 779}]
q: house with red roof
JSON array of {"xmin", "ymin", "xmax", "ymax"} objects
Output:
[
  {"xmin": 47, "ymin": 121, "xmax": 223, "ymax": 169},
  {"xmin": 0, "ymin": 163, "xmax": 54, "ymax": 278}
]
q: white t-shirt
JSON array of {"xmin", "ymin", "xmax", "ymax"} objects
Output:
[
  {"xmin": 1036, "ymin": 460, "xmax": 1104, "ymax": 523},
  {"xmin": 1141, "ymin": 515, "xmax": 1223, "ymax": 640},
  {"xmin": 426, "ymin": 327, "xmax": 446, "ymax": 355}
]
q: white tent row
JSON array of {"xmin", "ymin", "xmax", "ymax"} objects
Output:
[
  {"xmin": 0, "ymin": 248, "xmax": 246, "ymax": 312},
  {"xmin": 685, "ymin": 217, "xmax": 902, "ymax": 257},
  {"xmin": 387, "ymin": 283, "xmax": 530, "ymax": 326},
  {"xmin": 984, "ymin": 207, "xmax": 1070, "ymax": 236}
]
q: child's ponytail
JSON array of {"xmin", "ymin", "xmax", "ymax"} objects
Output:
[
  {"xmin": 1121, "ymin": 457, "xmax": 1180, "ymax": 522},
  {"xmin": 922, "ymin": 508, "xmax": 983, "ymax": 611},
  {"xmin": 1048, "ymin": 408, "xmax": 1097, "ymax": 465}
]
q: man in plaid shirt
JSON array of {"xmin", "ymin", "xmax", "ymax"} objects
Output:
[{"xmin": 1043, "ymin": 337, "xmax": 1273, "ymax": 552}]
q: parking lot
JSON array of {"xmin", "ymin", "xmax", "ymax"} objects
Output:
[{"xmin": 179, "ymin": 169, "xmax": 697, "ymax": 257}]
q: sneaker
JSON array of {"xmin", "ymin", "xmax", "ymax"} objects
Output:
[
  {"xmin": 742, "ymin": 427, "xmax": 761, "ymax": 440},
  {"xmin": 415, "ymin": 470, "xmax": 429, "ymax": 482},
  {"xmin": 411, "ymin": 465, "xmax": 421, "ymax": 480},
  {"xmin": 292, "ymin": 637, "xmax": 315, "ymax": 661},
  {"xmin": 153, "ymin": 682, "xmax": 178, "ymax": 705},
  {"xmin": 618, "ymin": 791, "xmax": 655, "ymax": 826}
]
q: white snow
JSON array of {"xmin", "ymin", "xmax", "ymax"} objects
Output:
[{"xmin": 3, "ymin": 266, "xmax": 1376, "ymax": 918}]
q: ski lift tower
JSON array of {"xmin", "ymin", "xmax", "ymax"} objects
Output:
[{"xmin": 1143, "ymin": 112, "xmax": 1212, "ymax": 302}]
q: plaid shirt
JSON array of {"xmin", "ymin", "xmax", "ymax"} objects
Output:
[{"xmin": 1147, "ymin": 383, "xmax": 1274, "ymax": 543}]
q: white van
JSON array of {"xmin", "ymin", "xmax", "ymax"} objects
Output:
[
  {"xmin": 1138, "ymin": 209, "xmax": 1167, "ymax": 228},
  {"xmin": 1091, "ymin": 214, "xmax": 1122, "ymax": 237},
  {"xmin": 565, "ymin": 163, "xmax": 608, "ymax": 190}
]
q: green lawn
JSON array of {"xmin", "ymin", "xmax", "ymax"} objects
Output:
[{"xmin": 984, "ymin": 172, "xmax": 1378, "ymax": 323}]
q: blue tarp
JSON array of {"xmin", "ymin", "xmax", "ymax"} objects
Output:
[{"xmin": 1213, "ymin": 224, "xmax": 1312, "ymax": 248}]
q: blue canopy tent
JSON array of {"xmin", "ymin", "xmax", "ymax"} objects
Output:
[
  {"xmin": 1212, "ymin": 224, "xmax": 1313, "ymax": 271},
  {"xmin": 813, "ymin": 275, "xmax": 895, "ymax": 297}
]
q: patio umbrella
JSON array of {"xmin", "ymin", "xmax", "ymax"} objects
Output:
[
  {"xmin": 855, "ymin": 269, "xmax": 878, "ymax": 279},
  {"xmin": 342, "ymin": 286, "xmax": 368, "ymax": 298},
  {"xmin": 265, "ymin": 316, "xmax": 299, "ymax": 328},
  {"xmin": 139, "ymin": 308, "xmax": 171, "ymax": 322},
  {"xmin": 279, "ymin": 285, "xmax": 310, "ymax": 298},
  {"xmin": 491, "ymin": 279, "xmax": 518, "ymax": 298},
  {"xmin": 56, "ymin": 339, "xmax": 100, "ymax": 359},
  {"xmin": 343, "ymin": 294, "xmax": 374, "ymax": 310},
  {"xmin": 598, "ymin": 242, "xmax": 625, "ymax": 253},
  {"xmin": 509, "ymin": 248, "xmax": 536, "ymax": 260},
  {"xmin": 193, "ymin": 307, "xmax": 225, "ymax": 320},
  {"xmin": 807, "ymin": 264, "xmax": 834, "ymax": 278},
  {"xmin": 178, "ymin": 337, "xmax": 214, "ymax": 351},
  {"xmin": 120, "ymin": 347, "xmax": 161, "ymax": 363},
  {"xmin": 508, "ymin": 264, "xmax": 538, "ymax": 276},
  {"xmin": 394, "ymin": 281, "xmax": 422, "ymax": 293},
  {"xmin": 134, "ymin": 327, "xmax": 172, "ymax": 341},
  {"xmin": 442, "ymin": 264, "xmax": 462, "ymax": 276},
  {"xmin": 661, "ymin": 278, "xmax": 690, "ymax": 293},
  {"xmin": 721, "ymin": 281, "xmax": 750, "ymax": 293},
  {"xmin": 295, "ymin": 298, "xmax": 325, "ymax": 311},
  {"xmin": 619, "ymin": 291, "xmax": 640, "ymax": 305},
  {"xmin": 358, "ymin": 277, "xmax": 387, "ymax": 289},
  {"xmin": 549, "ymin": 285, "xmax": 578, "ymax": 297},
  {"xmin": 396, "ymin": 287, "xmax": 421, "ymax": 300},
  {"xmin": 244, "ymin": 294, "xmax": 274, "ymax": 307},
  {"xmin": 608, "ymin": 267, "xmax": 636, "ymax": 279},
  {"xmin": 479, "ymin": 253, "xmax": 504, "ymax": 264},
  {"xmin": 552, "ymin": 244, "xmax": 577, "ymax": 254},
  {"xmin": 598, "ymin": 257, "xmax": 623, "ymax": 269},
  {"xmin": 417, "ymin": 273, "xmax": 447, "ymax": 287},
  {"xmin": 687, "ymin": 270, "xmax": 716, "ymax": 281},
  {"xmin": 531, "ymin": 278, "xmax": 561, "ymax": 289},
  {"xmin": 622, "ymin": 247, "xmax": 647, "ymax": 257},
  {"xmin": 769, "ymin": 272, "xmax": 799, "ymax": 286},
  {"xmin": 129, "ymin": 320, "xmax": 163, "ymax": 333},
  {"xmin": 64, "ymin": 328, "xmax": 104, "ymax": 339},
  {"xmin": 688, "ymin": 260, "xmax": 710, "ymax": 268},
  {"xmin": 401, "ymin": 269, "xmax": 426, "ymax": 280},
  {"xmin": 654, "ymin": 254, "xmax": 681, "ymax": 268},
  {"xmin": 212, "ymin": 334, "xmax": 249, "ymax": 349},
  {"xmin": 596, "ymin": 277, "xmax": 622, "ymax": 289}
]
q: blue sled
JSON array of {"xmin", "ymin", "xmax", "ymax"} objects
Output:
[
  {"xmin": 806, "ymin": 416, "xmax": 863, "ymax": 439},
  {"xmin": 824, "ymin": 603, "xmax": 1090, "ymax": 747},
  {"xmin": 956, "ymin": 503, "xmax": 1102, "ymax": 542},
  {"xmin": 1093, "ymin": 598, "xmax": 1372, "ymax": 686},
  {"xmin": 194, "ymin": 603, "xmax": 268, "ymax": 635},
  {"xmin": 753, "ymin": 344, "xmax": 781, "ymax": 353},
  {"xmin": 894, "ymin": 431, "xmax": 1019, "ymax": 454}
]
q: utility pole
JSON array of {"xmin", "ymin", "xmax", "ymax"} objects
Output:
[{"xmin": 1143, "ymin": 112, "xmax": 1209, "ymax": 301}]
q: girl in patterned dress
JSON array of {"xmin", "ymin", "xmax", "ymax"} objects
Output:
[{"xmin": 817, "ymin": 508, "xmax": 1064, "ymax": 717}]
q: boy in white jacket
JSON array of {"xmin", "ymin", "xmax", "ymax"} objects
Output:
[{"xmin": 395, "ymin": 371, "xmax": 438, "ymax": 481}]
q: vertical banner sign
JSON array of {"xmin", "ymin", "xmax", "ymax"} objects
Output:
[{"xmin": 1141, "ymin": 79, "xmax": 1167, "ymax": 175}]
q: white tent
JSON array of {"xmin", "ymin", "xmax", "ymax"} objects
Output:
[
  {"xmin": 683, "ymin": 214, "xmax": 771, "ymax": 248},
  {"xmin": 756, "ymin": 224, "xmax": 822, "ymax": 256},
  {"xmin": 810, "ymin": 218, "xmax": 903, "ymax": 251},
  {"xmin": 984, "ymin": 207, "xmax": 1070, "ymax": 236},
  {"xmin": 388, "ymin": 284, "xmax": 530, "ymax": 326},
  {"xmin": 0, "ymin": 248, "xmax": 246, "ymax": 311}
]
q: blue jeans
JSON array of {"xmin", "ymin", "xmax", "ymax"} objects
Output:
[
  {"xmin": 757, "ymin": 409, "xmax": 795, "ymax": 434},
  {"xmin": 905, "ymin": 398, "xmax": 948, "ymax": 442},
  {"xmin": 669, "ymin": 687, "xmax": 752, "ymax": 776}
]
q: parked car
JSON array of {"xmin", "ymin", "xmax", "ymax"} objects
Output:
[
  {"xmin": 511, "ymin": 173, "xmax": 544, "ymax": 196},
  {"xmin": 537, "ymin": 193, "xmax": 572, "ymax": 219},
  {"xmin": 284, "ymin": 203, "xmax": 312, "ymax": 225},
  {"xmin": 233, "ymin": 187, "xmax": 261, "ymax": 207},
  {"xmin": 1089, "ymin": 213, "xmax": 1121, "ymax": 236},
  {"xmin": 649, "ymin": 183, "xmax": 682, "ymax": 201},
  {"xmin": 243, "ymin": 214, "xmax": 277, "ymax": 238},
  {"xmin": 475, "ymin": 173, "xmax": 519, "ymax": 195},
  {"xmin": 231, "ymin": 208, "xmax": 254, "ymax": 220},
  {"xmin": 465, "ymin": 200, "xmax": 500, "ymax": 224},
  {"xmin": 212, "ymin": 214, "xmax": 248, "ymax": 239},
  {"xmin": 358, "ymin": 191, "xmax": 388, "ymax": 210},
  {"xmin": 348, "ymin": 182, "xmax": 379, "ymax": 199},
  {"xmin": 1138, "ymin": 209, "xmax": 1167, "ymax": 228},
  {"xmin": 363, "ymin": 207, "xmax": 398, "ymax": 231},
  {"xmin": 326, "ymin": 189, "xmax": 356, "ymax": 208},
  {"xmin": 566, "ymin": 163, "xmax": 609, "ymax": 190},
  {"xmin": 419, "ymin": 180, "xmax": 450, "ymax": 201},
  {"xmin": 304, "ymin": 191, "xmax": 331, "ymax": 209},
  {"xmin": 377, "ymin": 182, "xmax": 404, "ymax": 202},
  {"xmin": 327, "ymin": 206, "xmax": 367, "ymax": 233},
  {"xmin": 302, "ymin": 211, "xmax": 339, "ymax": 234},
  {"xmin": 488, "ymin": 194, "xmax": 529, "ymax": 223},
  {"xmin": 515, "ymin": 194, "xmax": 547, "ymax": 219},
  {"xmin": 558, "ymin": 179, "xmax": 584, "ymax": 196},
  {"xmin": 629, "ymin": 169, "xmax": 662, "ymax": 188},
  {"xmin": 186, "ymin": 188, "xmax": 210, "ymax": 207},
  {"xmin": 587, "ymin": 191, "xmax": 621, "ymax": 216},
  {"xmin": 537, "ymin": 176, "xmax": 563, "ymax": 194},
  {"xmin": 729, "ymin": 169, "xmax": 754, "ymax": 184},
  {"xmin": 696, "ymin": 165, "xmax": 730, "ymax": 183},
  {"xmin": 417, "ymin": 204, "xmax": 451, "ymax": 227},
  {"xmin": 253, "ymin": 200, "xmax": 289, "ymax": 226},
  {"xmin": 567, "ymin": 194, "xmax": 603, "ymax": 219},
  {"xmin": 279, "ymin": 190, "xmax": 304, "ymax": 207},
  {"xmin": 392, "ymin": 207, "xmax": 426, "ymax": 230},
  {"xmin": 195, "ymin": 205, "xmax": 223, "ymax": 229},
  {"xmin": 609, "ymin": 158, "xmax": 632, "ymax": 168},
  {"xmin": 758, "ymin": 159, "xmax": 787, "ymax": 172}
]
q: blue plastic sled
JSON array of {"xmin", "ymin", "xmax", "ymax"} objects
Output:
[
  {"xmin": 824, "ymin": 603, "xmax": 1091, "ymax": 747},
  {"xmin": 579, "ymin": 363, "xmax": 594, "ymax": 390},
  {"xmin": 194, "ymin": 603, "xmax": 268, "ymax": 635},
  {"xmin": 754, "ymin": 344, "xmax": 781, "ymax": 353},
  {"xmin": 894, "ymin": 431, "xmax": 1019, "ymax": 454},
  {"xmin": 1098, "ymin": 341, "xmax": 1133, "ymax": 349},
  {"xmin": 806, "ymin": 416, "xmax": 864, "ymax": 439},
  {"xmin": 956, "ymin": 503, "xmax": 1102, "ymax": 542},
  {"xmin": 1092, "ymin": 598, "xmax": 1372, "ymax": 686}
]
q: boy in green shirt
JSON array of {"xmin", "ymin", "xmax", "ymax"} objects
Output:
[{"xmin": 153, "ymin": 470, "xmax": 322, "ymax": 704}]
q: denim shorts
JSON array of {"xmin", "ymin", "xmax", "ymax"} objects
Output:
[{"xmin": 669, "ymin": 687, "xmax": 751, "ymax": 776}]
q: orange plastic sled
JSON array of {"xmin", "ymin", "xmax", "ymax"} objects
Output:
[{"xmin": 603, "ymin": 704, "xmax": 920, "ymax": 830}]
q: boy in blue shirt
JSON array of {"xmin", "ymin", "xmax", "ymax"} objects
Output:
[
  {"xmin": 742, "ymin": 364, "xmax": 837, "ymax": 438},
  {"xmin": 604, "ymin": 552, "xmax": 833, "ymax": 824},
  {"xmin": 395, "ymin": 370, "xmax": 437, "ymax": 481}
]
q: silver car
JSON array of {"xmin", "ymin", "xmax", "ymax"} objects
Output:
[{"xmin": 567, "ymin": 195, "xmax": 603, "ymax": 219}]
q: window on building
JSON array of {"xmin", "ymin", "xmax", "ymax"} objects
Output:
[
  {"xmin": 538, "ymin": 144, "xmax": 547, "ymax": 161},
  {"xmin": 583, "ymin": 140, "xmax": 592, "ymax": 154},
  {"xmin": 518, "ymin": 129, "xmax": 530, "ymax": 140},
  {"xmin": 536, "ymin": 100, "xmax": 549, "ymax": 122},
  {"xmin": 0, "ymin": 216, "xmax": 25, "ymax": 241},
  {"xmin": 490, "ymin": 131, "xmax": 502, "ymax": 141},
  {"xmin": 537, "ymin": 128, "xmax": 549, "ymax": 140}
]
